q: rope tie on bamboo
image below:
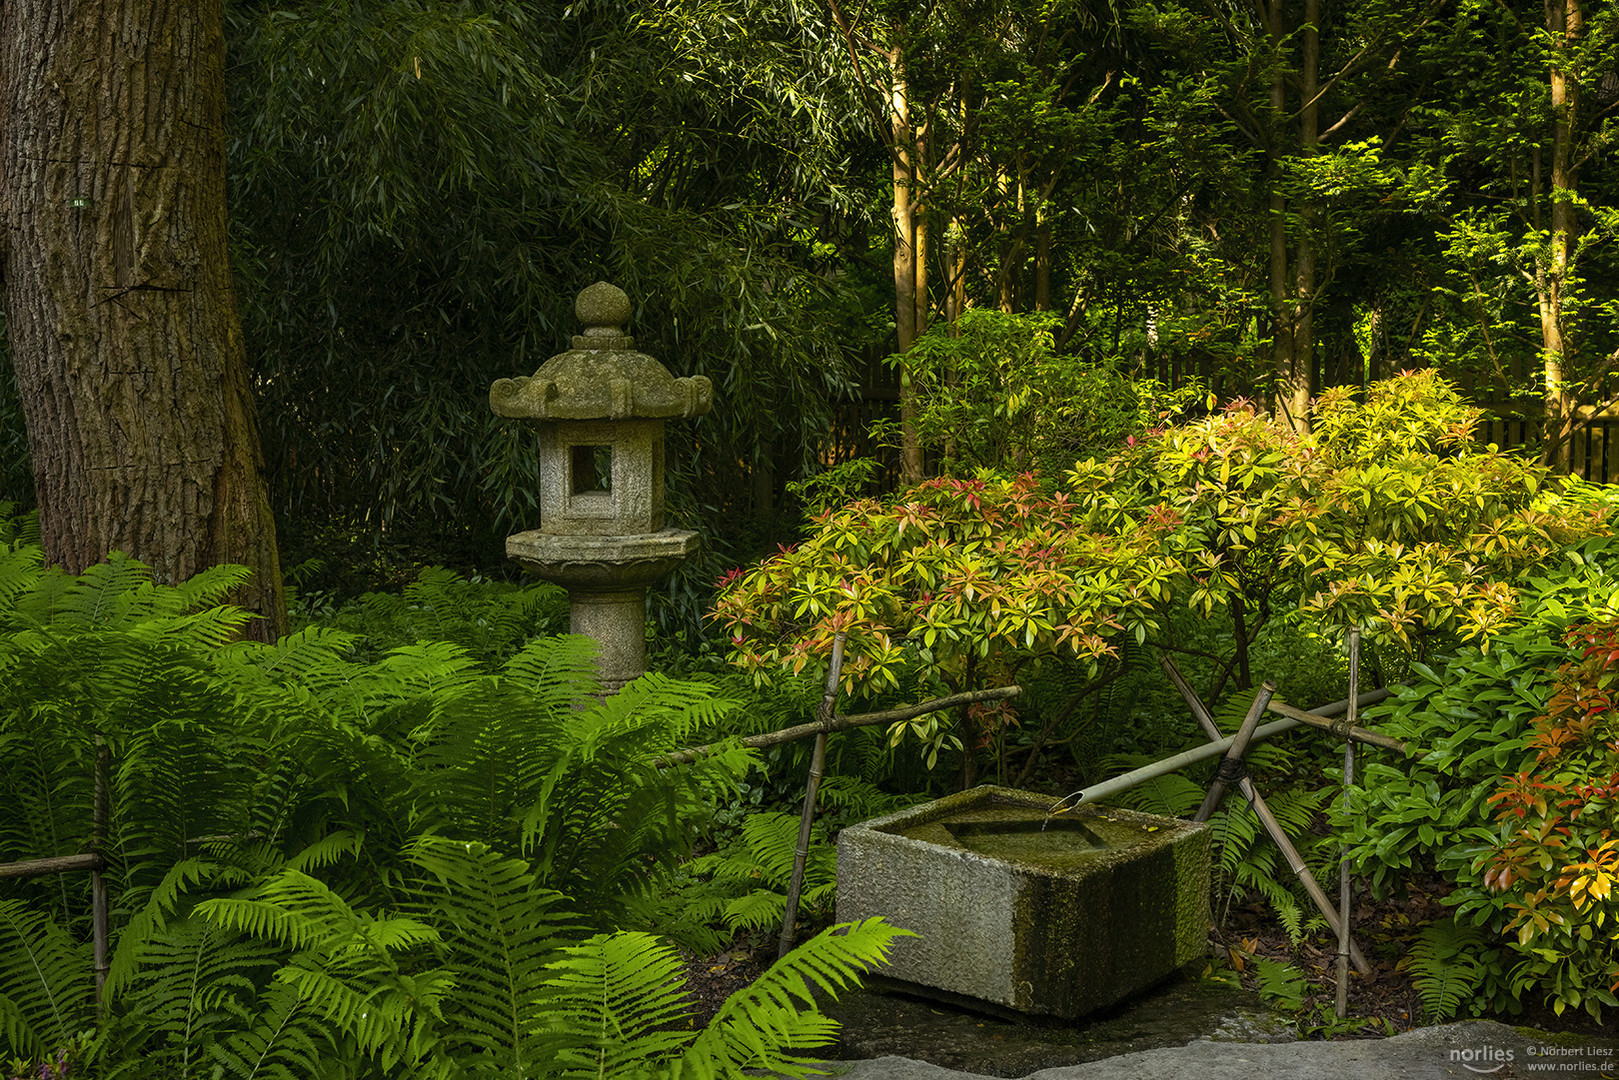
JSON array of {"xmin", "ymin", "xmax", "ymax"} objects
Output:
[
  {"xmin": 1330, "ymin": 717, "xmax": 1353, "ymax": 739},
  {"xmin": 1214, "ymin": 757, "xmax": 1248, "ymax": 785}
]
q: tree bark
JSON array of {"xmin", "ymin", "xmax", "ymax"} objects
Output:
[
  {"xmin": 1266, "ymin": 0, "xmax": 1296, "ymax": 427},
  {"xmin": 1267, "ymin": 0, "xmax": 1315, "ymax": 433},
  {"xmin": 1540, "ymin": 0, "xmax": 1582, "ymax": 473},
  {"xmin": 890, "ymin": 48, "xmax": 927, "ymax": 484},
  {"xmin": 1289, "ymin": 0, "xmax": 1320, "ymax": 433},
  {"xmin": 1, "ymin": 0, "xmax": 287, "ymax": 639}
]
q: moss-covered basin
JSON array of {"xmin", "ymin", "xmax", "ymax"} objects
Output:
[{"xmin": 836, "ymin": 785, "xmax": 1210, "ymax": 1019}]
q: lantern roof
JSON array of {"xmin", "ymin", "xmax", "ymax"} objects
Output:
[{"xmin": 490, "ymin": 282, "xmax": 712, "ymax": 421}]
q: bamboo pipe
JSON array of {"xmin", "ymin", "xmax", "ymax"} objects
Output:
[
  {"xmin": 1048, "ymin": 684, "xmax": 1393, "ymax": 813},
  {"xmin": 655, "ymin": 685, "xmax": 1021, "ymax": 767},
  {"xmin": 0, "ymin": 853, "xmax": 103, "ymax": 879},
  {"xmin": 1159, "ymin": 657, "xmax": 1371, "ymax": 975},
  {"xmin": 1264, "ymin": 698, "xmax": 1404, "ymax": 754},
  {"xmin": 93, "ymin": 737, "xmax": 110, "ymax": 1007}
]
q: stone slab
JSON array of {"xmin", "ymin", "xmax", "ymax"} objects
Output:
[{"xmin": 822, "ymin": 1021, "xmax": 1619, "ymax": 1080}]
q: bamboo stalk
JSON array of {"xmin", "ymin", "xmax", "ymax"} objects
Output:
[
  {"xmin": 1193, "ymin": 680, "xmax": 1275, "ymax": 823},
  {"xmin": 0, "ymin": 853, "xmax": 103, "ymax": 879},
  {"xmin": 1160, "ymin": 657, "xmax": 1371, "ymax": 975},
  {"xmin": 1336, "ymin": 631, "xmax": 1360, "ymax": 1018},
  {"xmin": 1264, "ymin": 698, "xmax": 1405, "ymax": 753},
  {"xmin": 93, "ymin": 737, "xmax": 110, "ymax": 1007},
  {"xmin": 655, "ymin": 684, "xmax": 1021, "ymax": 767},
  {"xmin": 1048, "ymin": 685, "xmax": 1392, "ymax": 813},
  {"xmin": 779, "ymin": 632, "xmax": 846, "ymax": 960}
]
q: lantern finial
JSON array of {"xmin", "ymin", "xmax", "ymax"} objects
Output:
[{"xmin": 574, "ymin": 282, "xmax": 633, "ymax": 350}]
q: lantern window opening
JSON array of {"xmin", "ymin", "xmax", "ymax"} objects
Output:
[{"xmin": 571, "ymin": 444, "xmax": 614, "ymax": 495}]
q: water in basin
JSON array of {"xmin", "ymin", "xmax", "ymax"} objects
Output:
[{"xmin": 897, "ymin": 803, "xmax": 1153, "ymax": 873}]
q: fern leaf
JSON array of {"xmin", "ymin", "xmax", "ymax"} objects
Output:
[
  {"xmin": 204, "ymin": 982, "xmax": 325, "ymax": 1080},
  {"xmin": 404, "ymin": 837, "xmax": 578, "ymax": 1078},
  {"xmin": 721, "ymin": 892, "xmax": 788, "ymax": 933},
  {"xmin": 540, "ymin": 931, "xmax": 696, "ymax": 1078},
  {"xmin": 677, "ymin": 918, "xmax": 910, "ymax": 1080},
  {"xmin": 104, "ymin": 856, "xmax": 222, "ymax": 999},
  {"xmin": 0, "ymin": 900, "xmax": 93, "ymax": 1062},
  {"xmin": 101, "ymin": 917, "xmax": 284, "ymax": 1079},
  {"xmin": 1251, "ymin": 957, "xmax": 1308, "ymax": 1012},
  {"xmin": 1405, "ymin": 919, "xmax": 1487, "ymax": 1021}
]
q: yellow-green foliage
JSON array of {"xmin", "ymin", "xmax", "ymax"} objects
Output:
[{"xmin": 717, "ymin": 374, "xmax": 1605, "ymax": 718}]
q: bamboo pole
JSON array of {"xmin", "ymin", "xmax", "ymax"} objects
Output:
[
  {"xmin": 655, "ymin": 684, "xmax": 1021, "ymax": 767},
  {"xmin": 1336, "ymin": 631, "xmax": 1360, "ymax": 1018},
  {"xmin": 1159, "ymin": 657, "xmax": 1371, "ymax": 975},
  {"xmin": 0, "ymin": 853, "xmax": 103, "ymax": 879},
  {"xmin": 779, "ymin": 632, "xmax": 846, "ymax": 960},
  {"xmin": 1192, "ymin": 680, "xmax": 1275, "ymax": 823},
  {"xmin": 1263, "ymin": 698, "xmax": 1404, "ymax": 753},
  {"xmin": 1047, "ymin": 685, "xmax": 1393, "ymax": 813},
  {"xmin": 92, "ymin": 737, "xmax": 110, "ymax": 1007}
]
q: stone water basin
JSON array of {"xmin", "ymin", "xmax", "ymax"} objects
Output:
[{"xmin": 835, "ymin": 785, "xmax": 1210, "ymax": 1020}]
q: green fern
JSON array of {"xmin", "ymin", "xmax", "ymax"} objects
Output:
[
  {"xmin": 1109, "ymin": 768, "xmax": 1204, "ymax": 818},
  {"xmin": 0, "ymin": 900, "xmax": 92, "ymax": 1063},
  {"xmin": 1403, "ymin": 919, "xmax": 1488, "ymax": 1021},
  {"xmin": 673, "ymin": 918, "xmax": 910, "ymax": 1080},
  {"xmin": 542, "ymin": 918, "xmax": 909, "ymax": 1080},
  {"xmin": 403, "ymin": 837, "xmax": 578, "ymax": 1079},
  {"xmin": 1, "ymin": 540, "xmax": 871, "ymax": 1079},
  {"xmin": 541, "ymin": 932, "xmax": 698, "ymax": 1078},
  {"xmin": 100, "ymin": 918, "xmax": 285, "ymax": 1080},
  {"xmin": 682, "ymin": 812, "xmax": 837, "ymax": 934},
  {"xmin": 202, "ymin": 982, "xmax": 325, "ymax": 1080},
  {"xmin": 197, "ymin": 868, "xmax": 452, "ymax": 1075},
  {"xmin": 1251, "ymin": 956, "xmax": 1309, "ymax": 1013}
]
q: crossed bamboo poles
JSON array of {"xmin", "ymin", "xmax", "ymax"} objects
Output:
[{"xmin": 670, "ymin": 632, "xmax": 1407, "ymax": 991}]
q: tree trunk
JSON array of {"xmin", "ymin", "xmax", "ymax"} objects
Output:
[
  {"xmin": 1, "ymin": 0, "xmax": 287, "ymax": 640},
  {"xmin": 889, "ymin": 50, "xmax": 928, "ymax": 485},
  {"xmin": 1289, "ymin": 0, "xmax": 1319, "ymax": 432},
  {"xmin": 1267, "ymin": 0, "xmax": 1314, "ymax": 432},
  {"xmin": 1540, "ymin": 0, "xmax": 1582, "ymax": 473},
  {"xmin": 1034, "ymin": 216, "xmax": 1052, "ymax": 312},
  {"xmin": 1265, "ymin": 0, "xmax": 1296, "ymax": 426}
]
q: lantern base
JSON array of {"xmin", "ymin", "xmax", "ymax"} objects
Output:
[{"xmin": 507, "ymin": 528, "xmax": 700, "ymax": 693}]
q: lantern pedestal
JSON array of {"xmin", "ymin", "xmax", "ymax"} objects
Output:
[{"xmin": 506, "ymin": 529, "xmax": 699, "ymax": 693}]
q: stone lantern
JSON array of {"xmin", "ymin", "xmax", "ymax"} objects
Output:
[{"xmin": 490, "ymin": 282, "xmax": 712, "ymax": 693}]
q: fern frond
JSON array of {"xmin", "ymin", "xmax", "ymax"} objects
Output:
[
  {"xmin": 1251, "ymin": 956, "xmax": 1308, "ymax": 1012},
  {"xmin": 104, "ymin": 857, "xmax": 221, "ymax": 998},
  {"xmin": 224, "ymin": 626, "xmax": 361, "ymax": 690},
  {"xmin": 514, "ymin": 671, "xmax": 753, "ymax": 907},
  {"xmin": 173, "ymin": 564, "xmax": 256, "ymax": 614},
  {"xmin": 197, "ymin": 868, "xmax": 449, "ymax": 1075},
  {"xmin": 498, "ymin": 634, "xmax": 600, "ymax": 708},
  {"xmin": 101, "ymin": 917, "xmax": 285, "ymax": 1080},
  {"xmin": 0, "ymin": 544, "xmax": 45, "ymax": 625},
  {"xmin": 720, "ymin": 892, "xmax": 787, "ymax": 933},
  {"xmin": 1404, "ymin": 919, "xmax": 1487, "ymax": 1021},
  {"xmin": 0, "ymin": 900, "xmax": 93, "ymax": 1062},
  {"xmin": 197, "ymin": 868, "xmax": 439, "ymax": 954},
  {"xmin": 676, "ymin": 919, "xmax": 910, "ymax": 1080},
  {"xmin": 540, "ymin": 931, "xmax": 696, "ymax": 1078},
  {"xmin": 203, "ymin": 982, "xmax": 325, "ymax": 1080},
  {"xmin": 1113, "ymin": 771, "xmax": 1204, "ymax": 818},
  {"xmin": 270, "ymin": 956, "xmax": 452, "ymax": 1071},
  {"xmin": 404, "ymin": 837, "xmax": 577, "ymax": 1078}
]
